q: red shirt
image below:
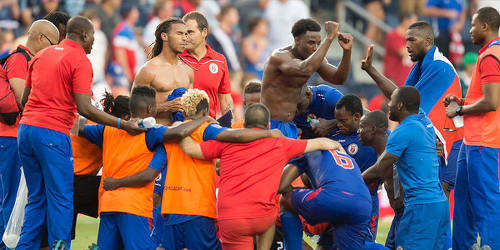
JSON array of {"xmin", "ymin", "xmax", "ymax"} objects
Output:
[
  {"xmin": 200, "ymin": 136, "xmax": 308, "ymax": 220},
  {"xmin": 21, "ymin": 39, "xmax": 93, "ymax": 135},
  {"xmin": 384, "ymin": 29, "xmax": 413, "ymax": 86},
  {"xmin": 180, "ymin": 45, "xmax": 231, "ymax": 118},
  {"xmin": 0, "ymin": 45, "xmax": 34, "ymax": 137}
]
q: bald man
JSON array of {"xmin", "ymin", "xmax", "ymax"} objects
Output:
[
  {"xmin": 16, "ymin": 16, "xmax": 143, "ymax": 249},
  {"xmin": 0, "ymin": 19, "xmax": 58, "ymax": 249}
]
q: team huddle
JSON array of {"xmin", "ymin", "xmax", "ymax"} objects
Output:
[{"xmin": 0, "ymin": 3, "xmax": 500, "ymax": 250}]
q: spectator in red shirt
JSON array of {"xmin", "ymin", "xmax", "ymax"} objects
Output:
[
  {"xmin": 16, "ymin": 16, "xmax": 143, "ymax": 249},
  {"xmin": 0, "ymin": 20, "xmax": 58, "ymax": 250},
  {"xmin": 179, "ymin": 103, "xmax": 342, "ymax": 249},
  {"xmin": 181, "ymin": 11, "xmax": 233, "ymax": 119},
  {"xmin": 384, "ymin": 12, "xmax": 417, "ymax": 86}
]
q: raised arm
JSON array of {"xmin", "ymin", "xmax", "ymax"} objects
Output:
[
  {"xmin": 103, "ymin": 167, "xmax": 160, "ymax": 191},
  {"xmin": 74, "ymin": 93, "xmax": 145, "ymax": 135},
  {"xmin": 162, "ymin": 116, "xmax": 213, "ymax": 142},
  {"xmin": 276, "ymin": 22, "xmax": 338, "ymax": 77},
  {"xmin": 278, "ymin": 164, "xmax": 301, "ymax": 194},
  {"xmin": 215, "ymin": 128, "xmax": 282, "ymax": 142},
  {"xmin": 304, "ymin": 137, "xmax": 344, "ymax": 153},
  {"xmin": 317, "ymin": 33, "xmax": 353, "ymax": 84},
  {"xmin": 362, "ymin": 151, "xmax": 399, "ymax": 184},
  {"xmin": 361, "ymin": 45, "xmax": 397, "ymax": 99},
  {"xmin": 178, "ymin": 136, "xmax": 205, "ymax": 159}
]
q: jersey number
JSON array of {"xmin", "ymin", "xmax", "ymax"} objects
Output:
[{"xmin": 329, "ymin": 150, "xmax": 355, "ymax": 169}]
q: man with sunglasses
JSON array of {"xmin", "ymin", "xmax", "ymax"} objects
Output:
[{"xmin": 0, "ymin": 19, "xmax": 59, "ymax": 249}]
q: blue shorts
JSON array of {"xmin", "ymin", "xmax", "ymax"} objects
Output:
[
  {"xmin": 396, "ymin": 201, "xmax": 450, "ymax": 250},
  {"xmin": 270, "ymin": 119, "xmax": 299, "ymax": 139},
  {"xmin": 385, "ymin": 208, "xmax": 404, "ymax": 250},
  {"xmin": 97, "ymin": 212, "xmax": 156, "ymax": 250},
  {"xmin": 439, "ymin": 140, "xmax": 462, "ymax": 189},
  {"xmin": 151, "ymin": 205, "xmax": 162, "ymax": 244},
  {"xmin": 161, "ymin": 216, "xmax": 221, "ymax": 250},
  {"xmin": 292, "ymin": 187, "xmax": 371, "ymax": 249}
]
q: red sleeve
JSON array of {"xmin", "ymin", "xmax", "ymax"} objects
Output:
[
  {"xmin": 200, "ymin": 140, "xmax": 226, "ymax": 160},
  {"xmin": 5, "ymin": 53, "xmax": 28, "ymax": 80},
  {"xmin": 71, "ymin": 56, "xmax": 93, "ymax": 94},
  {"xmin": 479, "ymin": 55, "xmax": 500, "ymax": 84},
  {"xmin": 218, "ymin": 57, "xmax": 231, "ymax": 94},
  {"xmin": 280, "ymin": 138, "xmax": 308, "ymax": 159}
]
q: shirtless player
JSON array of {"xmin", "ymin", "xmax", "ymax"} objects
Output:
[
  {"xmin": 261, "ymin": 18, "xmax": 353, "ymax": 138},
  {"xmin": 133, "ymin": 17, "xmax": 193, "ymax": 125}
]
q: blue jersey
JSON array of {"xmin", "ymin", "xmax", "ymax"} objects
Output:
[
  {"xmin": 294, "ymin": 85, "xmax": 343, "ymax": 139},
  {"xmin": 426, "ymin": 0, "xmax": 463, "ymax": 30},
  {"xmin": 385, "ymin": 112, "xmax": 446, "ymax": 205},
  {"xmin": 290, "ymin": 150, "xmax": 371, "ymax": 200},
  {"xmin": 329, "ymin": 129, "xmax": 378, "ymax": 173}
]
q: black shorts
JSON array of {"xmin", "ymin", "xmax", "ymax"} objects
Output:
[{"xmin": 71, "ymin": 175, "xmax": 101, "ymax": 239}]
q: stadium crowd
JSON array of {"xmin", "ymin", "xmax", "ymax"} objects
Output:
[{"xmin": 0, "ymin": 0, "xmax": 500, "ymax": 250}]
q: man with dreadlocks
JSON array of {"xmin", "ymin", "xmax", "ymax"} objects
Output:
[{"xmin": 132, "ymin": 17, "xmax": 194, "ymax": 126}]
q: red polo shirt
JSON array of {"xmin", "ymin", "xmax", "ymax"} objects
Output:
[
  {"xmin": 21, "ymin": 39, "xmax": 93, "ymax": 135},
  {"xmin": 0, "ymin": 45, "xmax": 34, "ymax": 138},
  {"xmin": 180, "ymin": 45, "xmax": 231, "ymax": 118},
  {"xmin": 200, "ymin": 136, "xmax": 307, "ymax": 220}
]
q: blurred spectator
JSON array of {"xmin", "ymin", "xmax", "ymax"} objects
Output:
[
  {"xmin": 384, "ymin": 12, "xmax": 417, "ymax": 86},
  {"xmin": 173, "ymin": 0, "xmax": 201, "ymax": 17},
  {"xmin": 399, "ymin": 0, "xmax": 426, "ymax": 16},
  {"xmin": 363, "ymin": 0, "xmax": 390, "ymax": 44},
  {"xmin": 143, "ymin": 0, "xmax": 173, "ymax": 49},
  {"xmin": 62, "ymin": 0, "xmax": 85, "ymax": 17},
  {"xmin": 0, "ymin": 30, "xmax": 15, "ymax": 59},
  {"xmin": 81, "ymin": 8, "xmax": 110, "ymax": 100},
  {"xmin": 424, "ymin": 0, "xmax": 466, "ymax": 57},
  {"xmin": 241, "ymin": 16, "xmax": 271, "ymax": 80},
  {"xmin": 34, "ymin": 0, "xmax": 61, "ymax": 20},
  {"xmin": 43, "ymin": 11, "xmax": 70, "ymax": 43},
  {"xmin": 459, "ymin": 52, "xmax": 478, "ymax": 97},
  {"xmin": 197, "ymin": 0, "xmax": 220, "ymax": 30},
  {"xmin": 95, "ymin": 0, "xmax": 122, "ymax": 42},
  {"xmin": 110, "ymin": 2, "xmax": 140, "ymax": 95},
  {"xmin": 264, "ymin": 0, "xmax": 309, "ymax": 50},
  {"xmin": 235, "ymin": 0, "xmax": 269, "ymax": 37},
  {"xmin": 0, "ymin": 0, "xmax": 20, "ymax": 30},
  {"xmin": 206, "ymin": 4, "xmax": 241, "ymax": 72}
]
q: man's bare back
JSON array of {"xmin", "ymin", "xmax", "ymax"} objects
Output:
[
  {"xmin": 261, "ymin": 21, "xmax": 352, "ymax": 122},
  {"xmin": 133, "ymin": 56, "xmax": 194, "ymax": 125}
]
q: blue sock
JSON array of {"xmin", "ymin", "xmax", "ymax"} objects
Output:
[{"xmin": 280, "ymin": 211, "xmax": 303, "ymax": 250}]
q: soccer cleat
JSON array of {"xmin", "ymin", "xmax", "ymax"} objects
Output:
[
  {"xmin": 469, "ymin": 243, "xmax": 481, "ymax": 250},
  {"xmin": 52, "ymin": 240, "xmax": 67, "ymax": 250},
  {"xmin": 88, "ymin": 243, "xmax": 101, "ymax": 250},
  {"xmin": 481, "ymin": 245, "xmax": 491, "ymax": 250}
]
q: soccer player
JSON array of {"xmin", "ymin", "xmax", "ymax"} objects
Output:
[
  {"xmin": 261, "ymin": 18, "xmax": 352, "ymax": 138},
  {"xmin": 361, "ymin": 21, "xmax": 463, "ymax": 199},
  {"xmin": 181, "ymin": 11, "xmax": 233, "ymax": 119},
  {"xmin": 294, "ymin": 84, "xmax": 343, "ymax": 139},
  {"xmin": 444, "ymin": 7, "xmax": 500, "ymax": 249},
  {"xmin": 177, "ymin": 103, "xmax": 341, "ymax": 249},
  {"xmin": 328, "ymin": 94, "xmax": 380, "ymax": 241},
  {"xmin": 0, "ymin": 20, "xmax": 58, "ymax": 249},
  {"xmin": 231, "ymin": 80, "xmax": 262, "ymax": 129},
  {"xmin": 133, "ymin": 17, "xmax": 193, "ymax": 125},
  {"xmin": 16, "ymin": 16, "xmax": 142, "ymax": 249},
  {"xmin": 104, "ymin": 90, "xmax": 283, "ymax": 249},
  {"xmin": 359, "ymin": 111, "xmax": 404, "ymax": 250},
  {"xmin": 81, "ymin": 86, "xmax": 215, "ymax": 249},
  {"xmin": 278, "ymin": 149, "xmax": 372, "ymax": 250},
  {"xmin": 363, "ymin": 86, "xmax": 449, "ymax": 249}
]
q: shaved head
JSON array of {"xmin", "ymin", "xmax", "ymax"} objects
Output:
[
  {"xmin": 26, "ymin": 20, "xmax": 59, "ymax": 53},
  {"xmin": 362, "ymin": 110, "xmax": 388, "ymax": 131},
  {"xmin": 66, "ymin": 16, "xmax": 95, "ymax": 54}
]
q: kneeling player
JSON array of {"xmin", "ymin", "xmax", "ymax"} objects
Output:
[{"xmin": 278, "ymin": 149, "xmax": 372, "ymax": 250}]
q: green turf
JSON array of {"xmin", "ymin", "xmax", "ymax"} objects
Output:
[{"xmin": 71, "ymin": 215, "xmax": 393, "ymax": 249}]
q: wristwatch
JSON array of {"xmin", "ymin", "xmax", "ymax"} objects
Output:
[{"xmin": 455, "ymin": 105, "xmax": 463, "ymax": 116}]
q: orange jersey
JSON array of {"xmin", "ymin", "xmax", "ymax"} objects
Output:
[
  {"xmin": 71, "ymin": 135, "xmax": 102, "ymax": 175},
  {"xmin": 99, "ymin": 126, "xmax": 155, "ymax": 218},
  {"xmin": 162, "ymin": 121, "xmax": 217, "ymax": 218},
  {"xmin": 463, "ymin": 40, "xmax": 500, "ymax": 148}
]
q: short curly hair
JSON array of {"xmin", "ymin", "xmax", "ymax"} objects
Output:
[{"xmin": 181, "ymin": 88, "xmax": 210, "ymax": 117}]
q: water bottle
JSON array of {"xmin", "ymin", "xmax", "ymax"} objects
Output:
[
  {"xmin": 137, "ymin": 117, "xmax": 156, "ymax": 128},
  {"xmin": 451, "ymin": 101, "xmax": 464, "ymax": 128},
  {"xmin": 307, "ymin": 117, "xmax": 320, "ymax": 126}
]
